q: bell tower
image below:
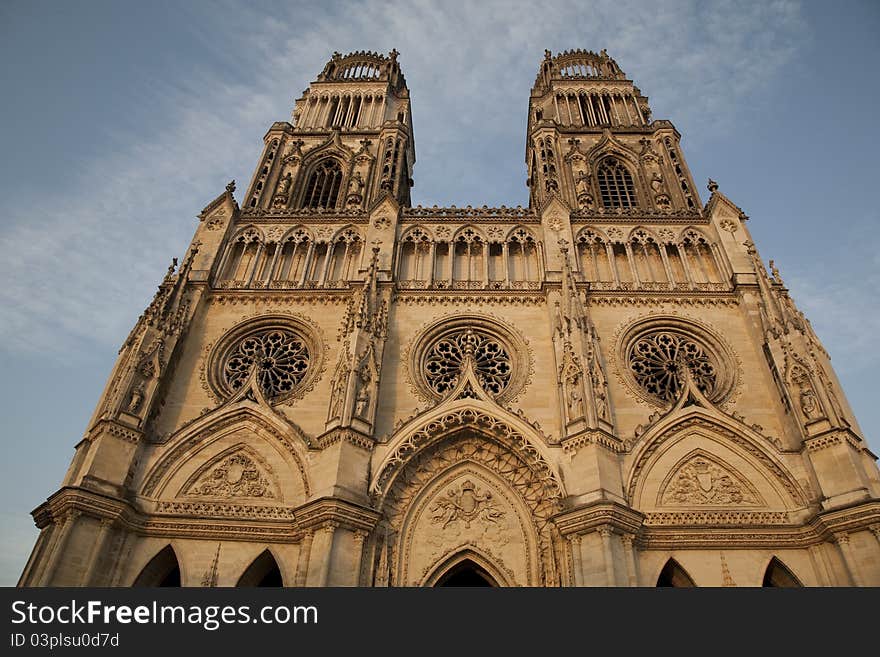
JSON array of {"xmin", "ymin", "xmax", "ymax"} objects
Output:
[
  {"xmin": 527, "ymin": 48, "xmax": 699, "ymax": 214},
  {"xmin": 244, "ymin": 49, "xmax": 415, "ymax": 212}
]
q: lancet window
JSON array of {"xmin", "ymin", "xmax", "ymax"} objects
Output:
[
  {"xmin": 325, "ymin": 228, "xmax": 362, "ymax": 287},
  {"xmin": 553, "ymin": 91, "xmax": 645, "ymax": 127},
  {"xmin": 273, "ymin": 228, "xmax": 313, "ymax": 286},
  {"xmin": 395, "ymin": 226, "xmax": 542, "ymax": 290},
  {"xmin": 302, "ymin": 159, "xmax": 343, "ymax": 209},
  {"xmin": 597, "ymin": 157, "xmax": 638, "ymax": 208},
  {"xmin": 219, "ymin": 228, "xmax": 264, "ymax": 285},
  {"xmin": 297, "ymin": 93, "xmax": 385, "ymax": 130},
  {"xmin": 574, "ymin": 227, "xmax": 725, "ymax": 290},
  {"xmin": 217, "ymin": 226, "xmax": 362, "ymax": 289}
]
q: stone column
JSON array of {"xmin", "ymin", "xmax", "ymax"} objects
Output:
[
  {"xmin": 807, "ymin": 544, "xmax": 832, "ymax": 586},
  {"xmin": 598, "ymin": 525, "xmax": 616, "ymax": 587},
  {"xmin": 569, "ymin": 535, "xmax": 583, "ymax": 587},
  {"xmin": 307, "ymin": 523, "xmax": 338, "ymax": 587},
  {"xmin": 83, "ymin": 518, "xmax": 113, "ymax": 586},
  {"xmin": 621, "ymin": 533, "xmax": 639, "ymax": 587},
  {"xmin": 39, "ymin": 511, "xmax": 81, "ymax": 586},
  {"xmin": 295, "ymin": 531, "xmax": 314, "ymax": 586},
  {"xmin": 352, "ymin": 530, "xmax": 367, "ymax": 586},
  {"xmin": 833, "ymin": 532, "xmax": 863, "ymax": 586}
]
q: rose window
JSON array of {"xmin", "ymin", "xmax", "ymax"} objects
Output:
[
  {"xmin": 222, "ymin": 328, "xmax": 310, "ymax": 399},
  {"xmin": 423, "ymin": 328, "xmax": 512, "ymax": 396},
  {"xmin": 628, "ymin": 330, "xmax": 718, "ymax": 402}
]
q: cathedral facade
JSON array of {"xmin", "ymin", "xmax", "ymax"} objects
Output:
[{"xmin": 20, "ymin": 49, "xmax": 880, "ymax": 587}]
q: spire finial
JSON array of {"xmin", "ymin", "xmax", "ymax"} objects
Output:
[
  {"xmin": 226, "ymin": 180, "xmax": 236, "ymax": 194},
  {"xmin": 707, "ymin": 178, "xmax": 718, "ymax": 193}
]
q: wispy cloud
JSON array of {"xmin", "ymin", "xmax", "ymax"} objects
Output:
[
  {"xmin": 0, "ymin": 0, "xmax": 809, "ymax": 356},
  {"xmin": 785, "ymin": 225, "xmax": 880, "ymax": 379}
]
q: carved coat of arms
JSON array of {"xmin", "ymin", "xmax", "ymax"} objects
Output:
[{"xmin": 430, "ymin": 480, "xmax": 505, "ymax": 529}]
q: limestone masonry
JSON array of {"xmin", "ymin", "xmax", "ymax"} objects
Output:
[{"xmin": 20, "ymin": 49, "xmax": 880, "ymax": 587}]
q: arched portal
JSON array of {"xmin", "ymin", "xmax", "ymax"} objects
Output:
[
  {"xmin": 422, "ymin": 548, "xmax": 512, "ymax": 587},
  {"xmin": 656, "ymin": 558, "xmax": 696, "ymax": 587},
  {"xmin": 371, "ymin": 401, "xmax": 566, "ymax": 587},
  {"xmin": 237, "ymin": 549, "xmax": 283, "ymax": 587},
  {"xmin": 435, "ymin": 559, "xmax": 497, "ymax": 587},
  {"xmin": 133, "ymin": 545, "xmax": 181, "ymax": 587},
  {"xmin": 762, "ymin": 557, "xmax": 802, "ymax": 587}
]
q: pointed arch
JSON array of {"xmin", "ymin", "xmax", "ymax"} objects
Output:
[
  {"xmin": 280, "ymin": 224, "xmax": 314, "ymax": 242},
  {"xmin": 451, "ymin": 226, "xmax": 487, "ymax": 284},
  {"xmin": 575, "ymin": 227, "xmax": 613, "ymax": 282},
  {"xmin": 398, "ymin": 226, "xmax": 434, "ymax": 283},
  {"xmin": 300, "ymin": 158, "xmax": 343, "ymax": 209},
  {"xmin": 423, "ymin": 548, "xmax": 514, "ymax": 587},
  {"xmin": 140, "ymin": 404, "xmax": 311, "ymax": 504},
  {"xmin": 506, "ymin": 225, "xmax": 540, "ymax": 283},
  {"xmin": 274, "ymin": 226, "xmax": 313, "ymax": 285},
  {"xmin": 434, "ymin": 561, "xmax": 496, "ymax": 586},
  {"xmin": 325, "ymin": 225, "xmax": 362, "ymax": 285},
  {"xmin": 386, "ymin": 452, "xmax": 547, "ymax": 586},
  {"xmin": 680, "ymin": 226, "xmax": 722, "ymax": 284},
  {"xmin": 656, "ymin": 558, "xmax": 696, "ymax": 587},
  {"xmin": 237, "ymin": 549, "xmax": 284, "ymax": 587},
  {"xmin": 585, "ymin": 131, "xmax": 645, "ymax": 204},
  {"xmin": 372, "ymin": 395, "xmax": 565, "ymax": 586},
  {"xmin": 656, "ymin": 448, "xmax": 765, "ymax": 508},
  {"xmin": 371, "ymin": 397, "xmax": 563, "ymax": 501},
  {"xmin": 401, "ymin": 225, "xmax": 435, "ymax": 242},
  {"xmin": 220, "ymin": 226, "xmax": 265, "ymax": 283},
  {"xmin": 627, "ymin": 410, "xmax": 807, "ymax": 513},
  {"xmin": 178, "ymin": 443, "xmax": 280, "ymax": 500},
  {"xmin": 762, "ymin": 557, "xmax": 803, "ymax": 587},
  {"xmin": 629, "ymin": 226, "xmax": 665, "ymax": 283},
  {"xmin": 596, "ymin": 156, "xmax": 638, "ymax": 208},
  {"xmin": 133, "ymin": 545, "xmax": 181, "ymax": 587}
]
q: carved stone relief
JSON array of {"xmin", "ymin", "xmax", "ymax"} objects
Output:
[
  {"xmin": 397, "ymin": 467, "xmax": 531, "ymax": 586},
  {"xmin": 659, "ymin": 453, "xmax": 763, "ymax": 507},
  {"xmin": 183, "ymin": 450, "xmax": 278, "ymax": 500}
]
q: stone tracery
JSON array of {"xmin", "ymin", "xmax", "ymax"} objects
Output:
[
  {"xmin": 424, "ymin": 327, "xmax": 512, "ymax": 397},
  {"xmin": 629, "ymin": 330, "xmax": 718, "ymax": 403},
  {"xmin": 407, "ymin": 315, "xmax": 532, "ymax": 404},
  {"xmin": 222, "ymin": 328, "xmax": 311, "ymax": 400},
  {"xmin": 207, "ymin": 315, "xmax": 324, "ymax": 405}
]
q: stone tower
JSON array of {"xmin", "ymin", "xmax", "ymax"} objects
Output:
[{"xmin": 20, "ymin": 50, "xmax": 880, "ymax": 588}]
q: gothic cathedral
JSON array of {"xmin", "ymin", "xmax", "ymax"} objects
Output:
[{"xmin": 20, "ymin": 50, "xmax": 880, "ymax": 587}]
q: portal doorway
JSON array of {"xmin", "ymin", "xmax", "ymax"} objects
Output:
[{"xmin": 435, "ymin": 559, "xmax": 497, "ymax": 587}]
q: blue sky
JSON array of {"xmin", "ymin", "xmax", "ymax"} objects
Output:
[{"xmin": 1, "ymin": 0, "xmax": 878, "ymax": 586}]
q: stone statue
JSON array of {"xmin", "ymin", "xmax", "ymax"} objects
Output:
[
  {"xmin": 127, "ymin": 380, "xmax": 146, "ymax": 413},
  {"xmin": 330, "ymin": 371, "xmax": 347, "ymax": 418},
  {"xmin": 595, "ymin": 383, "xmax": 609, "ymax": 421},
  {"xmin": 799, "ymin": 386, "xmax": 818, "ymax": 419},
  {"xmin": 277, "ymin": 172, "xmax": 292, "ymax": 196},
  {"xmin": 355, "ymin": 369, "xmax": 372, "ymax": 417},
  {"xmin": 350, "ymin": 171, "xmax": 365, "ymax": 192},
  {"xmin": 567, "ymin": 377, "xmax": 584, "ymax": 419}
]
